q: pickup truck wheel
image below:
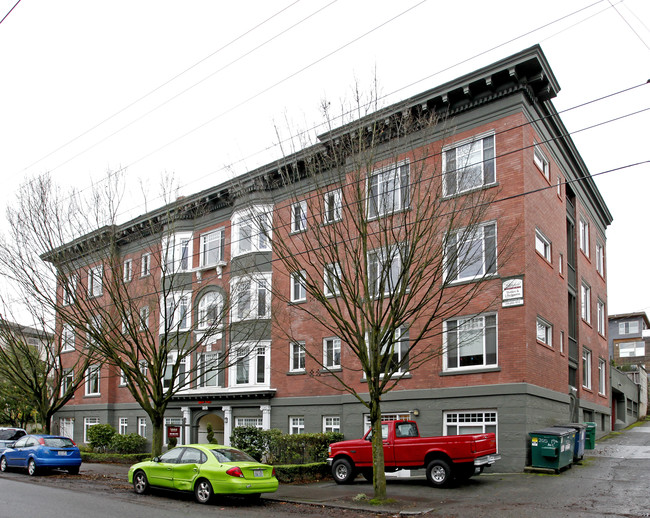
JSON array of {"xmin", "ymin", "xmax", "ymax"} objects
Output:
[
  {"xmin": 426, "ymin": 459, "xmax": 451, "ymax": 487},
  {"xmin": 332, "ymin": 459, "xmax": 355, "ymax": 484}
]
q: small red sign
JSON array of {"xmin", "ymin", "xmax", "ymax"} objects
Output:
[{"xmin": 167, "ymin": 426, "xmax": 181, "ymax": 438}]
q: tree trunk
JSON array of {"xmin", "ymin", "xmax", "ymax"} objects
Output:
[
  {"xmin": 369, "ymin": 393, "xmax": 387, "ymax": 499},
  {"xmin": 151, "ymin": 413, "xmax": 165, "ymax": 457}
]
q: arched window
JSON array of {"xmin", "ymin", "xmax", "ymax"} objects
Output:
[{"xmin": 198, "ymin": 291, "xmax": 223, "ymax": 329}]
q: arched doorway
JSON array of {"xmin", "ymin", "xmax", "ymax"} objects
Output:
[{"xmin": 197, "ymin": 413, "xmax": 224, "ymax": 444}]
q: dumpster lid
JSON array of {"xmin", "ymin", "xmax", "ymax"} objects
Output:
[
  {"xmin": 530, "ymin": 427, "xmax": 576, "ymax": 437},
  {"xmin": 562, "ymin": 423, "xmax": 587, "ymax": 430}
]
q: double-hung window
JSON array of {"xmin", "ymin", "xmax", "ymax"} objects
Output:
[
  {"xmin": 323, "ymin": 337, "xmax": 341, "ymax": 369},
  {"xmin": 62, "ymin": 324, "xmax": 75, "ymax": 351},
  {"xmin": 582, "ymin": 348, "xmax": 592, "ymax": 389},
  {"xmin": 535, "ymin": 229, "xmax": 551, "ymax": 262},
  {"xmin": 84, "ymin": 417, "xmax": 99, "ymax": 443},
  {"xmin": 291, "ymin": 201, "xmax": 307, "ymax": 233},
  {"xmin": 60, "ymin": 369, "xmax": 74, "ymax": 397},
  {"xmin": 163, "ymin": 232, "xmax": 193, "ymax": 273},
  {"xmin": 62, "ymin": 275, "xmax": 77, "ymax": 306},
  {"xmin": 444, "ymin": 314, "xmax": 497, "ymax": 370},
  {"xmin": 231, "ymin": 206, "xmax": 272, "ymax": 257},
  {"xmin": 598, "ymin": 358, "xmax": 606, "ymax": 395},
  {"xmin": 162, "ymin": 292, "xmax": 191, "ymax": 331},
  {"xmin": 443, "ymin": 134, "xmax": 495, "ymax": 195},
  {"xmin": 597, "ymin": 300, "xmax": 606, "ymax": 335},
  {"xmin": 444, "ymin": 410, "xmax": 497, "ymax": 437},
  {"xmin": 138, "ymin": 417, "xmax": 147, "ymax": 438},
  {"xmin": 445, "ymin": 222, "xmax": 497, "ymax": 282},
  {"xmin": 197, "ymin": 291, "xmax": 223, "ymax": 329},
  {"xmin": 119, "ymin": 418, "xmax": 128, "ymax": 435},
  {"xmin": 123, "ymin": 259, "xmax": 133, "ymax": 282},
  {"xmin": 533, "ymin": 142, "xmax": 550, "ymax": 179},
  {"xmin": 290, "ymin": 341, "xmax": 306, "ymax": 372},
  {"xmin": 199, "ymin": 352, "xmax": 220, "ymax": 388},
  {"xmin": 368, "ymin": 244, "xmax": 404, "ymax": 297},
  {"xmin": 379, "ymin": 327, "xmax": 409, "ymax": 375},
  {"xmin": 85, "ymin": 365, "xmax": 101, "ymax": 395},
  {"xmin": 536, "ymin": 318, "xmax": 552, "ymax": 346},
  {"xmin": 162, "ymin": 351, "xmax": 188, "ymax": 390},
  {"xmin": 231, "ymin": 274, "xmax": 271, "ymax": 322},
  {"xmin": 579, "ymin": 218, "xmax": 590, "ymax": 257},
  {"xmin": 87, "ymin": 265, "xmax": 103, "ymax": 297},
  {"xmin": 323, "ymin": 416, "xmax": 341, "ymax": 433},
  {"xmin": 581, "ymin": 283, "xmax": 591, "ymax": 323},
  {"xmin": 368, "ymin": 162, "xmax": 409, "ymax": 218},
  {"xmin": 289, "ymin": 416, "xmax": 305, "ymax": 435},
  {"xmin": 291, "ymin": 271, "xmax": 307, "ymax": 302},
  {"xmin": 200, "ymin": 228, "xmax": 225, "ymax": 267},
  {"xmin": 139, "ymin": 306, "xmax": 150, "ymax": 331},
  {"xmin": 324, "ymin": 263, "xmax": 342, "ymax": 297},
  {"xmin": 323, "ymin": 189, "xmax": 342, "ymax": 224},
  {"xmin": 141, "ymin": 253, "xmax": 151, "ymax": 277},
  {"xmin": 231, "ymin": 343, "xmax": 269, "ymax": 386},
  {"xmin": 596, "ymin": 243, "xmax": 604, "ymax": 276}
]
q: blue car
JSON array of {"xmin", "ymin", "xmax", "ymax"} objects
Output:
[{"xmin": 0, "ymin": 434, "xmax": 81, "ymax": 476}]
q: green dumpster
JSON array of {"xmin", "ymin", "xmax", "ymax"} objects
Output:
[
  {"xmin": 584, "ymin": 422, "xmax": 596, "ymax": 450},
  {"xmin": 530, "ymin": 427, "xmax": 576, "ymax": 472}
]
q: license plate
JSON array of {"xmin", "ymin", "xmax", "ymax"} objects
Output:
[
  {"xmin": 57, "ymin": 451, "xmax": 67, "ymax": 456},
  {"xmin": 253, "ymin": 469, "xmax": 264, "ymax": 477}
]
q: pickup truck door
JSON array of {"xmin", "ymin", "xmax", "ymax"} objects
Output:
[{"xmin": 393, "ymin": 422, "xmax": 420, "ymax": 465}]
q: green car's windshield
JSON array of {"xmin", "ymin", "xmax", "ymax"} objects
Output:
[{"xmin": 210, "ymin": 448, "xmax": 258, "ymax": 463}]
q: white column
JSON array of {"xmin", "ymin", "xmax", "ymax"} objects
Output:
[
  {"xmin": 181, "ymin": 406, "xmax": 191, "ymax": 445},
  {"xmin": 261, "ymin": 405, "xmax": 271, "ymax": 430},
  {"xmin": 223, "ymin": 406, "xmax": 232, "ymax": 446}
]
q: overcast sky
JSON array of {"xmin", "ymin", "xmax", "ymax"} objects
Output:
[{"xmin": 0, "ymin": 0, "xmax": 648, "ymax": 316}]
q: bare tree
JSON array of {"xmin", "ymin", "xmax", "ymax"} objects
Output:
[
  {"xmin": 266, "ymin": 88, "xmax": 513, "ymax": 499},
  {"xmin": 0, "ymin": 173, "xmax": 236, "ymax": 456}
]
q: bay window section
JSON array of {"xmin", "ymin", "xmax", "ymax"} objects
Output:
[
  {"xmin": 230, "ymin": 342, "xmax": 269, "ymax": 387},
  {"xmin": 162, "ymin": 351, "xmax": 188, "ymax": 390},
  {"xmin": 231, "ymin": 274, "xmax": 271, "ymax": 322},
  {"xmin": 200, "ymin": 228, "xmax": 225, "ymax": 268},
  {"xmin": 197, "ymin": 291, "xmax": 223, "ymax": 329},
  {"xmin": 444, "ymin": 314, "xmax": 497, "ymax": 371},
  {"xmin": 162, "ymin": 232, "xmax": 193, "ymax": 273},
  {"xmin": 198, "ymin": 352, "xmax": 221, "ymax": 388},
  {"xmin": 162, "ymin": 292, "xmax": 191, "ymax": 332},
  {"xmin": 231, "ymin": 205, "xmax": 273, "ymax": 257}
]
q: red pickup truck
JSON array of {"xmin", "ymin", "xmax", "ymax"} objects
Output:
[{"xmin": 327, "ymin": 420, "xmax": 500, "ymax": 487}]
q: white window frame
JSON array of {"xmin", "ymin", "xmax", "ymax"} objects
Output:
[
  {"xmin": 581, "ymin": 282, "xmax": 591, "ymax": 323},
  {"xmin": 235, "ymin": 417, "xmax": 263, "ymax": 429},
  {"xmin": 119, "ymin": 369, "xmax": 128, "ymax": 387},
  {"xmin": 85, "ymin": 365, "xmax": 101, "ymax": 395},
  {"xmin": 598, "ymin": 358, "xmax": 606, "ymax": 395},
  {"xmin": 368, "ymin": 244, "xmax": 404, "ymax": 297},
  {"xmin": 62, "ymin": 275, "xmax": 78, "ymax": 306},
  {"xmin": 596, "ymin": 242, "xmax": 604, "ymax": 276},
  {"xmin": 323, "ymin": 416, "xmax": 341, "ymax": 433},
  {"xmin": 164, "ymin": 417, "xmax": 184, "ymax": 446},
  {"xmin": 619, "ymin": 321, "xmax": 639, "ymax": 335},
  {"xmin": 291, "ymin": 200, "xmax": 307, "ymax": 233},
  {"xmin": 231, "ymin": 274, "xmax": 271, "ymax": 322},
  {"xmin": 533, "ymin": 142, "xmax": 550, "ymax": 179},
  {"xmin": 230, "ymin": 342, "xmax": 270, "ymax": 387},
  {"xmin": 138, "ymin": 417, "xmax": 147, "ymax": 438},
  {"xmin": 87, "ymin": 265, "xmax": 103, "ymax": 297},
  {"xmin": 197, "ymin": 291, "xmax": 223, "ymax": 329},
  {"xmin": 291, "ymin": 271, "xmax": 307, "ymax": 303},
  {"xmin": 123, "ymin": 259, "xmax": 133, "ymax": 282},
  {"xmin": 139, "ymin": 306, "xmax": 150, "ymax": 331},
  {"xmin": 198, "ymin": 351, "xmax": 221, "ymax": 388},
  {"xmin": 290, "ymin": 341, "xmax": 306, "ymax": 372},
  {"xmin": 536, "ymin": 317, "xmax": 552, "ymax": 346},
  {"xmin": 579, "ymin": 218, "xmax": 590, "ymax": 257},
  {"xmin": 161, "ymin": 291, "xmax": 191, "ymax": 332},
  {"xmin": 445, "ymin": 221, "xmax": 497, "ymax": 283},
  {"xmin": 84, "ymin": 417, "xmax": 99, "ymax": 443},
  {"xmin": 363, "ymin": 412, "xmax": 411, "ymax": 434},
  {"xmin": 60, "ymin": 369, "xmax": 74, "ymax": 397},
  {"xmin": 85, "ymin": 314, "xmax": 102, "ymax": 348},
  {"xmin": 141, "ymin": 252, "xmax": 151, "ymax": 277},
  {"xmin": 619, "ymin": 341, "xmax": 646, "ymax": 357},
  {"xmin": 59, "ymin": 417, "xmax": 74, "ymax": 440},
  {"xmin": 597, "ymin": 299, "xmax": 606, "ymax": 335},
  {"xmin": 323, "ymin": 337, "xmax": 341, "ymax": 369},
  {"xmin": 289, "ymin": 416, "xmax": 305, "ymax": 435},
  {"xmin": 139, "ymin": 360, "xmax": 148, "ymax": 377},
  {"xmin": 162, "ymin": 232, "xmax": 193, "ymax": 273},
  {"xmin": 119, "ymin": 417, "xmax": 128, "ymax": 435},
  {"xmin": 324, "ymin": 262, "xmax": 342, "ymax": 297},
  {"xmin": 323, "ymin": 189, "xmax": 342, "ymax": 224},
  {"xmin": 443, "ymin": 313, "xmax": 498, "ymax": 371},
  {"xmin": 200, "ymin": 228, "xmax": 225, "ymax": 268},
  {"xmin": 62, "ymin": 324, "xmax": 75, "ymax": 352},
  {"xmin": 162, "ymin": 351, "xmax": 188, "ymax": 391},
  {"xmin": 443, "ymin": 132, "xmax": 496, "ymax": 196},
  {"xmin": 582, "ymin": 348, "xmax": 592, "ymax": 389},
  {"xmin": 443, "ymin": 410, "xmax": 498, "ymax": 448},
  {"xmin": 377, "ymin": 326, "xmax": 410, "ymax": 375},
  {"xmin": 367, "ymin": 161, "xmax": 410, "ymax": 218},
  {"xmin": 231, "ymin": 205, "xmax": 273, "ymax": 257},
  {"xmin": 535, "ymin": 229, "xmax": 551, "ymax": 262}
]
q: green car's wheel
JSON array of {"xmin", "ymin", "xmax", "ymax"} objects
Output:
[
  {"xmin": 133, "ymin": 470, "xmax": 149, "ymax": 494},
  {"xmin": 194, "ymin": 478, "xmax": 214, "ymax": 504}
]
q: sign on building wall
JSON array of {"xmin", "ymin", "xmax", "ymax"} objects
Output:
[
  {"xmin": 167, "ymin": 426, "xmax": 181, "ymax": 439},
  {"xmin": 502, "ymin": 277, "xmax": 524, "ymax": 307}
]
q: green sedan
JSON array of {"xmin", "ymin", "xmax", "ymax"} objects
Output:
[{"xmin": 128, "ymin": 444, "xmax": 278, "ymax": 504}]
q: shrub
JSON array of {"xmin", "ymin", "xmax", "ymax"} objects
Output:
[
  {"xmin": 273, "ymin": 462, "xmax": 330, "ymax": 483},
  {"xmin": 167, "ymin": 437, "xmax": 177, "ymax": 448},
  {"xmin": 206, "ymin": 423, "xmax": 218, "ymax": 444},
  {"xmin": 231, "ymin": 426, "xmax": 271, "ymax": 461},
  {"xmin": 109, "ymin": 433, "xmax": 146, "ymax": 454},
  {"xmin": 86, "ymin": 424, "xmax": 116, "ymax": 451}
]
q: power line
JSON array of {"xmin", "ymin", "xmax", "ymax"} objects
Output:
[
  {"xmin": 0, "ymin": 0, "xmax": 20, "ymax": 26},
  {"xmin": 608, "ymin": 0, "xmax": 650, "ymax": 52}
]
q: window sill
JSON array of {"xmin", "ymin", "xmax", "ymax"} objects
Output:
[
  {"xmin": 535, "ymin": 250, "xmax": 553, "ymax": 266},
  {"xmin": 83, "ymin": 394, "xmax": 101, "ymax": 398},
  {"xmin": 536, "ymin": 340, "xmax": 553, "ymax": 350},
  {"xmin": 287, "ymin": 370, "xmax": 306, "ymax": 376},
  {"xmin": 361, "ymin": 373, "xmax": 411, "ymax": 383},
  {"xmin": 320, "ymin": 367, "xmax": 342, "ymax": 374},
  {"xmin": 442, "ymin": 181, "xmax": 499, "ymax": 200},
  {"xmin": 439, "ymin": 366, "xmax": 501, "ymax": 376},
  {"xmin": 290, "ymin": 299, "xmax": 307, "ymax": 305},
  {"xmin": 447, "ymin": 273, "xmax": 500, "ymax": 286}
]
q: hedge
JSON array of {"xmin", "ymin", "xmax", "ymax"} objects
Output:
[{"xmin": 273, "ymin": 462, "xmax": 330, "ymax": 483}]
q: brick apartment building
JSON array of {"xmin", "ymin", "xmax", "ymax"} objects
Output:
[{"xmin": 51, "ymin": 45, "xmax": 612, "ymax": 472}]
